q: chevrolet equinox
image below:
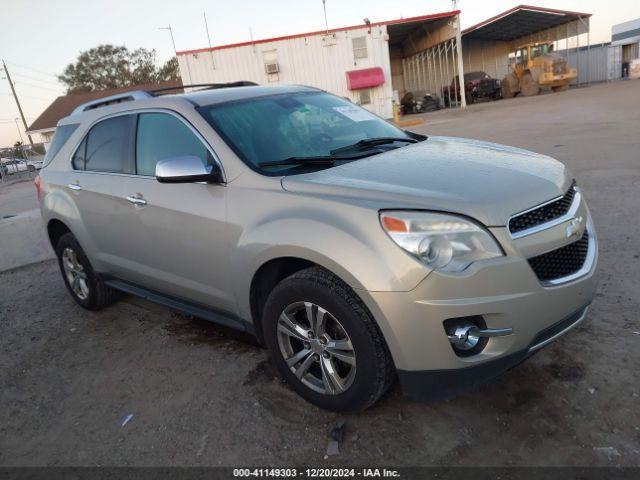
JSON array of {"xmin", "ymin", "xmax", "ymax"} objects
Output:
[{"xmin": 37, "ymin": 84, "xmax": 597, "ymax": 411}]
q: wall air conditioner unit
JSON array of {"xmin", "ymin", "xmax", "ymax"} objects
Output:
[{"xmin": 265, "ymin": 62, "xmax": 280, "ymax": 74}]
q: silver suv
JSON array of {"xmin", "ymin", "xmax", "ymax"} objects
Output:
[{"xmin": 37, "ymin": 84, "xmax": 597, "ymax": 411}]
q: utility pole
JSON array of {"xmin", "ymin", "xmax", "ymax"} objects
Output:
[
  {"xmin": 203, "ymin": 12, "xmax": 213, "ymax": 50},
  {"xmin": 2, "ymin": 60, "xmax": 34, "ymax": 145},
  {"xmin": 14, "ymin": 118, "xmax": 24, "ymax": 143},
  {"xmin": 159, "ymin": 25, "xmax": 178, "ymax": 56},
  {"xmin": 159, "ymin": 25, "xmax": 191, "ymax": 83},
  {"xmin": 322, "ymin": 0, "xmax": 329, "ymax": 35},
  {"xmin": 203, "ymin": 12, "xmax": 215, "ymax": 69},
  {"xmin": 454, "ymin": 11, "xmax": 467, "ymax": 109}
]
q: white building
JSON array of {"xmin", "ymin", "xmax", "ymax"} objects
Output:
[
  {"xmin": 177, "ymin": 6, "xmax": 593, "ymax": 118},
  {"xmin": 612, "ymin": 18, "xmax": 640, "ymax": 77},
  {"xmin": 177, "ymin": 11, "xmax": 460, "ymax": 119}
]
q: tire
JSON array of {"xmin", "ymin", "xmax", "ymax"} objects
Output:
[
  {"xmin": 520, "ymin": 72, "xmax": 540, "ymax": 96},
  {"xmin": 263, "ymin": 266, "xmax": 395, "ymax": 411},
  {"xmin": 552, "ymin": 85, "xmax": 569, "ymax": 92},
  {"xmin": 55, "ymin": 233, "xmax": 120, "ymax": 310},
  {"xmin": 27, "ymin": 165, "xmax": 36, "ymax": 172},
  {"xmin": 501, "ymin": 76, "xmax": 516, "ymax": 98},
  {"xmin": 465, "ymin": 94, "xmax": 474, "ymax": 105}
]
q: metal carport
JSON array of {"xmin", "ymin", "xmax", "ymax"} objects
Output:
[{"xmin": 461, "ymin": 5, "xmax": 592, "ymax": 88}]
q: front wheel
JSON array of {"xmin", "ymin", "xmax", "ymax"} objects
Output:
[
  {"xmin": 263, "ymin": 267, "xmax": 395, "ymax": 411},
  {"xmin": 501, "ymin": 74, "xmax": 518, "ymax": 98},
  {"xmin": 520, "ymin": 72, "xmax": 540, "ymax": 96}
]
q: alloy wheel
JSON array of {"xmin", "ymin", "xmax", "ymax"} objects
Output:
[
  {"xmin": 62, "ymin": 247, "xmax": 89, "ymax": 300},
  {"xmin": 277, "ymin": 301, "xmax": 356, "ymax": 395}
]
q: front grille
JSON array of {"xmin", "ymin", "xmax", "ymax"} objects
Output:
[
  {"xmin": 509, "ymin": 182, "xmax": 576, "ymax": 235},
  {"xmin": 553, "ymin": 61, "xmax": 567, "ymax": 75},
  {"xmin": 477, "ymin": 81, "xmax": 498, "ymax": 96},
  {"xmin": 527, "ymin": 230, "xmax": 589, "ymax": 282}
]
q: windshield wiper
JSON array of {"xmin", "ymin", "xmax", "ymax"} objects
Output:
[
  {"xmin": 330, "ymin": 137, "xmax": 417, "ymax": 155},
  {"xmin": 258, "ymin": 151, "xmax": 376, "ymax": 168}
]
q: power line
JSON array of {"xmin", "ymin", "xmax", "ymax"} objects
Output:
[
  {"xmin": 12, "ymin": 72, "xmax": 62, "ymax": 87},
  {"xmin": 0, "ymin": 119, "xmax": 34, "ymax": 124},
  {"xmin": 0, "ymin": 117, "xmax": 35, "ymax": 121},
  {"xmin": 0, "ymin": 92, "xmax": 55, "ymax": 101},
  {"xmin": 4, "ymin": 60, "xmax": 58, "ymax": 78},
  {"xmin": 10, "ymin": 80, "xmax": 64, "ymax": 93}
]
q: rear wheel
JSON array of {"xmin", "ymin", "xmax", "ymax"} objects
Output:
[
  {"xmin": 55, "ymin": 233, "xmax": 120, "ymax": 310},
  {"xmin": 263, "ymin": 267, "xmax": 395, "ymax": 411},
  {"xmin": 27, "ymin": 165, "xmax": 36, "ymax": 172},
  {"xmin": 552, "ymin": 84, "xmax": 569, "ymax": 92},
  {"xmin": 520, "ymin": 72, "xmax": 540, "ymax": 96}
]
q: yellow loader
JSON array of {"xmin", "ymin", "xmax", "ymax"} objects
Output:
[{"xmin": 501, "ymin": 42, "xmax": 577, "ymax": 97}]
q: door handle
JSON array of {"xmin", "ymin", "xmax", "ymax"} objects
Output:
[
  {"xmin": 68, "ymin": 183, "xmax": 82, "ymax": 191},
  {"xmin": 126, "ymin": 195, "xmax": 147, "ymax": 206}
]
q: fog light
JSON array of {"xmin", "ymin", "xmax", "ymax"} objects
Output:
[
  {"xmin": 444, "ymin": 316, "xmax": 513, "ymax": 357},
  {"xmin": 449, "ymin": 323, "xmax": 481, "ymax": 350}
]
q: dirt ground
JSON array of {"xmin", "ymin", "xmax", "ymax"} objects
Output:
[{"xmin": 1, "ymin": 80, "xmax": 639, "ymax": 467}]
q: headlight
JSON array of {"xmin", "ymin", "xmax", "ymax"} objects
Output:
[{"xmin": 380, "ymin": 211, "xmax": 503, "ymax": 272}]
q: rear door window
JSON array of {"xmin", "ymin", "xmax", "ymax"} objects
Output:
[
  {"xmin": 135, "ymin": 112, "xmax": 213, "ymax": 176},
  {"xmin": 81, "ymin": 115, "xmax": 135, "ymax": 173}
]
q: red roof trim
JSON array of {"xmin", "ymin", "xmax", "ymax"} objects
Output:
[
  {"xmin": 177, "ymin": 10, "xmax": 459, "ymax": 56},
  {"xmin": 463, "ymin": 4, "xmax": 591, "ymax": 36}
]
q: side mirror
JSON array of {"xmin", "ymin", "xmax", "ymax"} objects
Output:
[{"xmin": 155, "ymin": 156, "xmax": 221, "ymax": 184}]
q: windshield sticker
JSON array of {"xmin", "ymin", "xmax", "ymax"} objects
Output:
[{"xmin": 333, "ymin": 106, "xmax": 376, "ymax": 122}]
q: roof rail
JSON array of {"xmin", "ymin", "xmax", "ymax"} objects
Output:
[
  {"xmin": 71, "ymin": 91, "xmax": 153, "ymax": 115},
  {"xmin": 70, "ymin": 81, "xmax": 258, "ymax": 115},
  {"xmin": 148, "ymin": 81, "xmax": 258, "ymax": 95}
]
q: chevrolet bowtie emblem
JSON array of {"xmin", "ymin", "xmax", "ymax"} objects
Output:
[{"xmin": 566, "ymin": 216, "xmax": 584, "ymax": 239}]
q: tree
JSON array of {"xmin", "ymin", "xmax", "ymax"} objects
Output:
[
  {"xmin": 12, "ymin": 141, "xmax": 25, "ymax": 159},
  {"xmin": 157, "ymin": 57, "xmax": 180, "ymax": 82},
  {"xmin": 58, "ymin": 45, "xmax": 181, "ymax": 94}
]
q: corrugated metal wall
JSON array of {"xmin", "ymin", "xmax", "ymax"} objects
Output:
[
  {"xmin": 555, "ymin": 44, "xmax": 622, "ymax": 83},
  {"xmin": 177, "ymin": 26, "xmax": 395, "ymax": 118},
  {"xmin": 461, "ymin": 39, "xmax": 512, "ymax": 80}
]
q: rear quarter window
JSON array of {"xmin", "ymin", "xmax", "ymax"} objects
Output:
[{"xmin": 42, "ymin": 124, "xmax": 79, "ymax": 168}]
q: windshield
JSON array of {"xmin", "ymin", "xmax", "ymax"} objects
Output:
[
  {"xmin": 198, "ymin": 91, "xmax": 411, "ymax": 174},
  {"xmin": 531, "ymin": 44, "xmax": 549, "ymax": 58}
]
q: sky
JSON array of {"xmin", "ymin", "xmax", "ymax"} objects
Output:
[{"xmin": 1, "ymin": 0, "xmax": 639, "ymax": 147}]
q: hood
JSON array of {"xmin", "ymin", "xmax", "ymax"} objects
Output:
[{"xmin": 281, "ymin": 136, "xmax": 571, "ymax": 227}]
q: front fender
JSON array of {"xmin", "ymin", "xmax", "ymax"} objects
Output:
[{"xmin": 229, "ymin": 205, "xmax": 429, "ymax": 321}]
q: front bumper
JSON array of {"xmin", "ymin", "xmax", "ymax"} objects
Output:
[
  {"xmin": 539, "ymin": 69, "xmax": 577, "ymax": 87},
  {"xmin": 359, "ymin": 223, "xmax": 597, "ymax": 400},
  {"xmin": 474, "ymin": 83, "xmax": 501, "ymax": 98},
  {"xmin": 397, "ymin": 305, "xmax": 589, "ymax": 401}
]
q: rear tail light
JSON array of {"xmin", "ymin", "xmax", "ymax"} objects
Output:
[{"xmin": 34, "ymin": 175, "xmax": 41, "ymax": 201}]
